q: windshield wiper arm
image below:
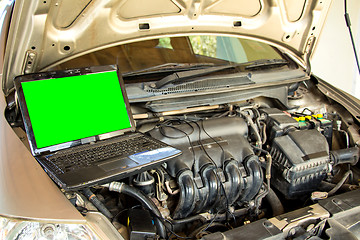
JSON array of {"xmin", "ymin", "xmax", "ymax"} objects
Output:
[
  {"xmin": 154, "ymin": 59, "xmax": 288, "ymax": 89},
  {"xmin": 154, "ymin": 64, "xmax": 237, "ymax": 89},
  {"xmin": 244, "ymin": 59, "xmax": 288, "ymax": 70},
  {"xmin": 123, "ymin": 63, "xmax": 216, "ymax": 77}
]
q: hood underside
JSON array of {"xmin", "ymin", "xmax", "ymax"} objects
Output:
[{"xmin": 2, "ymin": 0, "xmax": 331, "ymax": 95}]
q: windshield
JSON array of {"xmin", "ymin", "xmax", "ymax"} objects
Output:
[{"xmin": 52, "ymin": 36, "xmax": 285, "ymax": 74}]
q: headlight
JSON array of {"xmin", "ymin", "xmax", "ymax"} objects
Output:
[{"xmin": 0, "ymin": 215, "xmax": 99, "ymax": 240}]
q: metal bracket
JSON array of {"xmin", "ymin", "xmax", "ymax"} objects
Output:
[
  {"xmin": 304, "ymin": 36, "xmax": 316, "ymax": 76},
  {"xmin": 22, "ymin": 51, "xmax": 37, "ymax": 74},
  {"xmin": 269, "ymin": 203, "xmax": 330, "ymax": 236}
]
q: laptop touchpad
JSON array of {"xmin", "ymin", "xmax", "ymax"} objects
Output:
[{"xmin": 97, "ymin": 158, "xmax": 138, "ymax": 172}]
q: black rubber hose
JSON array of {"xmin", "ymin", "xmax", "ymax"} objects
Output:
[
  {"xmin": 170, "ymin": 215, "xmax": 206, "ymax": 225},
  {"xmin": 106, "ymin": 182, "xmax": 167, "ymax": 239},
  {"xmin": 265, "ymin": 188, "xmax": 285, "ymax": 216},
  {"xmin": 171, "ymin": 208, "xmax": 248, "ymax": 226},
  {"xmin": 82, "ymin": 188, "xmax": 113, "ymax": 219},
  {"xmin": 214, "ymin": 208, "xmax": 248, "ymax": 221},
  {"xmin": 319, "ymin": 181, "xmax": 359, "ymax": 192},
  {"xmin": 331, "ymin": 147, "xmax": 360, "ymax": 166}
]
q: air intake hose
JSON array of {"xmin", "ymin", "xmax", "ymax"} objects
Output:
[{"xmin": 330, "ymin": 146, "xmax": 360, "ymax": 166}]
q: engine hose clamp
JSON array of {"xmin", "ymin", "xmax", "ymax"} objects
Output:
[{"xmin": 108, "ymin": 182, "xmax": 124, "ymax": 192}]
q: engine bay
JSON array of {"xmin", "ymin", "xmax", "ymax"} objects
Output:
[
  {"xmin": 6, "ymin": 76, "xmax": 360, "ymax": 239},
  {"xmin": 81, "ymin": 79, "xmax": 360, "ymax": 239},
  {"xmin": 0, "ymin": 0, "xmax": 357, "ymax": 238}
]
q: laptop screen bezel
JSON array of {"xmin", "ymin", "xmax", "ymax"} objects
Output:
[{"xmin": 14, "ymin": 65, "xmax": 136, "ymax": 156}]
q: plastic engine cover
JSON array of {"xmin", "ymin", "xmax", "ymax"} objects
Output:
[{"xmin": 270, "ymin": 129, "xmax": 330, "ymax": 198}]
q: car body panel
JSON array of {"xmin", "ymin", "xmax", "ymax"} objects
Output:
[
  {"xmin": 0, "ymin": 92, "xmax": 84, "ymax": 222},
  {"xmin": 2, "ymin": 0, "xmax": 332, "ymax": 96}
]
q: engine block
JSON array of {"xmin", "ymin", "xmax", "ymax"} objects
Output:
[{"xmin": 149, "ymin": 117, "xmax": 263, "ymax": 219}]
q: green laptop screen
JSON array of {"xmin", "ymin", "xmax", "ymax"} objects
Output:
[{"xmin": 21, "ymin": 70, "xmax": 132, "ymax": 149}]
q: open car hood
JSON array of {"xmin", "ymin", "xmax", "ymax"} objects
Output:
[{"xmin": 2, "ymin": 0, "xmax": 332, "ymax": 96}]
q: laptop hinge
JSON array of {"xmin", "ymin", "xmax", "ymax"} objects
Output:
[{"xmin": 81, "ymin": 136, "xmax": 96, "ymax": 145}]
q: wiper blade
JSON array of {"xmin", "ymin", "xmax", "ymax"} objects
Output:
[
  {"xmin": 154, "ymin": 64, "xmax": 237, "ymax": 89},
  {"xmin": 153, "ymin": 59, "xmax": 288, "ymax": 89},
  {"xmin": 244, "ymin": 59, "xmax": 288, "ymax": 70},
  {"xmin": 123, "ymin": 63, "xmax": 216, "ymax": 77}
]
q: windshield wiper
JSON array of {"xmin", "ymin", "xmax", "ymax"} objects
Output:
[
  {"xmin": 123, "ymin": 63, "xmax": 216, "ymax": 77},
  {"xmin": 244, "ymin": 59, "xmax": 288, "ymax": 70},
  {"xmin": 154, "ymin": 64, "xmax": 238, "ymax": 89},
  {"xmin": 153, "ymin": 59, "xmax": 288, "ymax": 89}
]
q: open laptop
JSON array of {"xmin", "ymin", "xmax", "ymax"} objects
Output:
[{"xmin": 14, "ymin": 65, "xmax": 181, "ymax": 190}]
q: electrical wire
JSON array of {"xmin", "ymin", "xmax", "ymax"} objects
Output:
[
  {"xmin": 260, "ymin": 122, "xmax": 267, "ymax": 144},
  {"xmin": 191, "ymin": 120, "xmax": 235, "ymax": 222},
  {"xmin": 158, "ymin": 120, "xmax": 198, "ymax": 174},
  {"xmin": 200, "ymin": 211, "xmax": 219, "ymax": 233},
  {"xmin": 344, "ymin": 0, "xmax": 360, "ymax": 75},
  {"xmin": 328, "ymin": 170, "xmax": 352, "ymax": 196},
  {"xmin": 251, "ymin": 146, "xmax": 272, "ymax": 214},
  {"xmin": 243, "ymin": 113, "xmax": 262, "ymax": 148},
  {"xmin": 117, "ymin": 193, "xmax": 189, "ymax": 239},
  {"xmin": 163, "ymin": 218, "xmax": 193, "ymax": 239},
  {"xmin": 211, "ymin": 110, "xmax": 231, "ymax": 118},
  {"xmin": 112, "ymin": 205, "xmax": 142, "ymax": 224},
  {"xmin": 200, "ymin": 120, "xmax": 226, "ymax": 167},
  {"xmin": 252, "ymin": 108, "xmax": 262, "ymax": 134},
  {"xmin": 247, "ymin": 108, "xmax": 267, "ymax": 146},
  {"xmin": 198, "ymin": 119, "xmax": 239, "ymax": 223},
  {"xmin": 158, "ymin": 119, "xmax": 236, "ymax": 228},
  {"xmin": 157, "ymin": 117, "xmax": 252, "ymax": 235},
  {"xmin": 187, "ymin": 211, "xmax": 222, "ymax": 238}
]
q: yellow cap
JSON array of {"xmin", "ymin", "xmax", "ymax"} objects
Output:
[
  {"xmin": 305, "ymin": 116, "xmax": 312, "ymax": 120},
  {"xmin": 294, "ymin": 117, "xmax": 300, "ymax": 122},
  {"xmin": 316, "ymin": 114, "xmax": 323, "ymax": 119},
  {"xmin": 299, "ymin": 116, "xmax": 306, "ymax": 122}
]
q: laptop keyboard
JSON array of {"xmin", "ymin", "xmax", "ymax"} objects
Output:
[{"xmin": 45, "ymin": 134, "xmax": 164, "ymax": 174}]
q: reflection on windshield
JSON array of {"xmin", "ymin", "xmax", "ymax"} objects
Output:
[{"xmin": 53, "ymin": 36, "xmax": 283, "ymax": 74}]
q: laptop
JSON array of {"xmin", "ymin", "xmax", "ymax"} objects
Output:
[{"xmin": 14, "ymin": 65, "xmax": 181, "ymax": 190}]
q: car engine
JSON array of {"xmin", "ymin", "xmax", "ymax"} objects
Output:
[
  {"xmin": 54, "ymin": 80, "xmax": 359, "ymax": 240},
  {"xmin": 7, "ymin": 79, "xmax": 360, "ymax": 239}
]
